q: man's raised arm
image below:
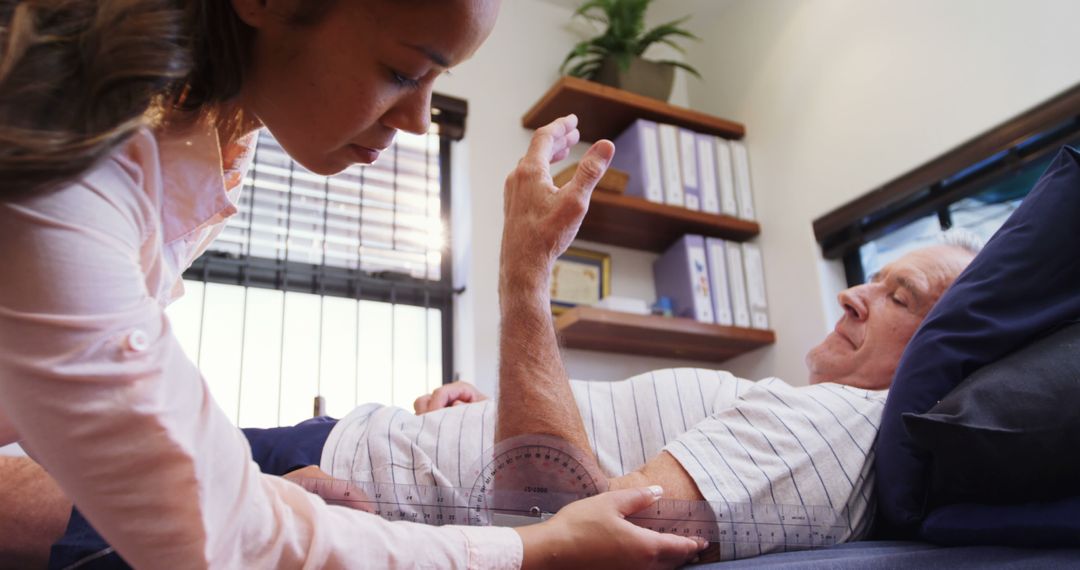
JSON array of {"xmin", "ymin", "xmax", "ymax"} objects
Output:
[
  {"xmin": 495, "ymin": 114, "xmax": 607, "ymax": 461},
  {"xmin": 493, "ymin": 116, "xmax": 703, "ymax": 502}
]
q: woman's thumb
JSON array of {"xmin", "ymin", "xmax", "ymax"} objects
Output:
[{"xmin": 606, "ymin": 485, "xmax": 663, "ymax": 517}]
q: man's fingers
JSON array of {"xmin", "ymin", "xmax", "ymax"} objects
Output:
[
  {"xmin": 554, "ymin": 128, "xmax": 581, "ymax": 162},
  {"xmin": 525, "ymin": 115, "xmax": 578, "ymax": 165},
  {"xmin": 565, "ymin": 139, "xmax": 614, "ymax": 200},
  {"xmin": 413, "ymin": 395, "xmax": 431, "ymax": 414}
]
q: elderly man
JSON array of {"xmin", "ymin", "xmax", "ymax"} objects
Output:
[
  {"xmin": 403, "ymin": 240, "xmax": 979, "ymax": 557},
  {"xmin": 306, "ymin": 237, "xmax": 979, "ymax": 557}
]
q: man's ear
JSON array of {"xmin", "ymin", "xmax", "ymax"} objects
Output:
[{"xmin": 230, "ymin": 0, "xmax": 272, "ymax": 29}]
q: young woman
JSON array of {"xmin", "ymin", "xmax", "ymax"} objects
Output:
[{"xmin": 0, "ymin": 0, "xmax": 706, "ymax": 568}]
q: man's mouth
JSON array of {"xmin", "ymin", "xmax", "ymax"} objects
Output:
[{"xmin": 834, "ymin": 327, "xmax": 857, "ymax": 349}]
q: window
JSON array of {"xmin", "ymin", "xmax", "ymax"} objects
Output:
[
  {"xmin": 858, "ymin": 152, "xmax": 1049, "ymax": 278},
  {"xmin": 815, "ymin": 84, "xmax": 1080, "ymax": 285},
  {"xmin": 169, "ymin": 96, "xmax": 467, "ymax": 427}
]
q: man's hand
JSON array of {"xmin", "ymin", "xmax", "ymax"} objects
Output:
[
  {"xmin": 413, "ymin": 381, "xmax": 489, "ymax": 414},
  {"xmin": 515, "ymin": 486, "xmax": 707, "ymax": 570},
  {"xmin": 499, "ymin": 113, "xmax": 615, "ymax": 287}
]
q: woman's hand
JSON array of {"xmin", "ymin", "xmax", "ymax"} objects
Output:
[
  {"xmin": 283, "ymin": 466, "xmax": 375, "ymax": 514},
  {"xmin": 282, "ymin": 465, "xmax": 333, "ymax": 484},
  {"xmin": 413, "ymin": 381, "xmax": 489, "ymax": 414},
  {"xmin": 515, "ymin": 486, "xmax": 707, "ymax": 570},
  {"xmin": 500, "ymin": 114, "xmax": 615, "ymax": 287}
]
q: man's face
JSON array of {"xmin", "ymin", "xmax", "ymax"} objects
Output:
[{"xmin": 806, "ymin": 245, "xmax": 974, "ymax": 390}]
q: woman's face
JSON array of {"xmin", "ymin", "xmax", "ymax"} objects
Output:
[{"xmin": 235, "ymin": 0, "xmax": 499, "ymax": 174}]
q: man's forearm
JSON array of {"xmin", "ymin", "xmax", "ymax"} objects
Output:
[
  {"xmin": 494, "ymin": 272, "xmax": 706, "ymax": 503},
  {"xmin": 495, "ymin": 268, "xmax": 594, "ymax": 464}
]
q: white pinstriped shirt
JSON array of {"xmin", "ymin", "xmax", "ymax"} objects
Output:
[{"xmin": 323, "ymin": 368, "xmax": 887, "ymax": 561}]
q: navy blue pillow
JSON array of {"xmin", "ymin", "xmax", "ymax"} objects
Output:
[
  {"xmin": 875, "ymin": 146, "xmax": 1080, "ymax": 535},
  {"xmin": 921, "ymin": 498, "xmax": 1080, "ymax": 548},
  {"xmin": 902, "ymin": 321, "xmax": 1080, "ymax": 508}
]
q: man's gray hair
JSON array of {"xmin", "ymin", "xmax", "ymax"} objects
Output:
[{"xmin": 939, "ymin": 228, "xmax": 985, "ymax": 256}]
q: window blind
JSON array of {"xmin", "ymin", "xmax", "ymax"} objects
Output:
[{"xmin": 210, "ymin": 128, "xmax": 444, "ymax": 281}]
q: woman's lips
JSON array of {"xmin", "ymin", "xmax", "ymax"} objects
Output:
[{"xmin": 347, "ymin": 144, "xmax": 381, "ymax": 164}]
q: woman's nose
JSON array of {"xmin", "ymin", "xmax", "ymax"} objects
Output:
[{"xmin": 383, "ymin": 87, "xmax": 433, "ymax": 136}]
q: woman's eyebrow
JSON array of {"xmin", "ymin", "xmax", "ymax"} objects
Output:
[{"xmin": 402, "ymin": 42, "xmax": 450, "ymax": 68}]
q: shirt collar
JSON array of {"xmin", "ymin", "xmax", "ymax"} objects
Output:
[{"xmin": 157, "ymin": 119, "xmax": 256, "ymax": 244}]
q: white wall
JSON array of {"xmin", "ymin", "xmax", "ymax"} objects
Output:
[{"xmin": 681, "ymin": 0, "xmax": 1080, "ymax": 385}]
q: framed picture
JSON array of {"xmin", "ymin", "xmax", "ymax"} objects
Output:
[{"xmin": 550, "ymin": 247, "xmax": 611, "ymax": 315}]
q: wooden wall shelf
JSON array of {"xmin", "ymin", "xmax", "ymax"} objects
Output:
[
  {"xmin": 523, "ymin": 76, "xmax": 746, "ymax": 143},
  {"xmin": 579, "ymin": 191, "xmax": 760, "ymax": 251},
  {"xmin": 555, "ymin": 307, "xmax": 775, "ymax": 363},
  {"xmin": 527, "ymin": 79, "xmax": 772, "ymax": 363}
]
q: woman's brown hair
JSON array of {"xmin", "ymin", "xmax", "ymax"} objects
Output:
[{"xmin": 0, "ymin": 0, "xmax": 331, "ymax": 196}]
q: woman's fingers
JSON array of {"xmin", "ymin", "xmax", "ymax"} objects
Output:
[
  {"xmin": 651, "ymin": 530, "xmax": 708, "ymax": 567},
  {"xmin": 282, "ymin": 465, "xmax": 332, "ymax": 483},
  {"xmin": 605, "ymin": 486, "xmax": 706, "ymax": 565},
  {"xmin": 606, "ymin": 484, "xmax": 664, "ymax": 516}
]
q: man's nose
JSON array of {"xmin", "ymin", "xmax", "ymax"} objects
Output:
[{"xmin": 838, "ymin": 285, "xmax": 868, "ymax": 321}]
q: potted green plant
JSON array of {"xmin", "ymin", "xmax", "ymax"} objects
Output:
[{"xmin": 560, "ymin": 0, "xmax": 701, "ymax": 101}]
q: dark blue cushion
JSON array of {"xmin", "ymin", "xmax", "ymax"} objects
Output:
[
  {"xmin": 921, "ymin": 499, "xmax": 1080, "ymax": 548},
  {"xmin": 875, "ymin": 146, "xmax": 1080, "ymax": 535},
  {"xmin": 902, "ymin": 321, "xmax": 1080, "ymax": 507},
  {"xmin": 241, "ymin": 415, "xmax": 337, "ymax": 475}
]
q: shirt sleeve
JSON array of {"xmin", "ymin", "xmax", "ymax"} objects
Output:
[
  {"xmin": 662, "ymin": 379, "xmax": 885, "ymax": 558},
  {"xmin": 0, "ymin": 167, "xmax": 521, "ymax": 567},
  {"xmin": 567, "ymin": 368, "xmax": 751, "ymax": 477}
]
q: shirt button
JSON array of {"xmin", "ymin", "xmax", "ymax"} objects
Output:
[{"xmin": 125, "ymin": 329, "xmax": 150, "ymax": 352}]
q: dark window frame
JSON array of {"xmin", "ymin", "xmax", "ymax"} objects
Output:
[{"xmin": 813, "ymin": 84, "xmax": 1080, "ymax": 286}]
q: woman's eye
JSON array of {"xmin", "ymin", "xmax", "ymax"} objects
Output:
[
  {"xmin": 390, "ymin": 70, "xmax": 422, "ymax": 89},
  {"xmin": 890, "ymin": 295, "xmax": 907, "ymax": 307}
]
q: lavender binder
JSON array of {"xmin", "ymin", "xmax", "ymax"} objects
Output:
[
  {"xmin": 653, "ymin": 235, "xmax": 715, "ymax": 323},
  {"xmin": 610, "ymin": 119, "xmax": 664, "ymax": 203}
]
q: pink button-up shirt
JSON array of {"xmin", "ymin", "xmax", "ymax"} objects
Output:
[{"xmin": 0, "ymin": 121, "xmax": 522, "ymax": 569}]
